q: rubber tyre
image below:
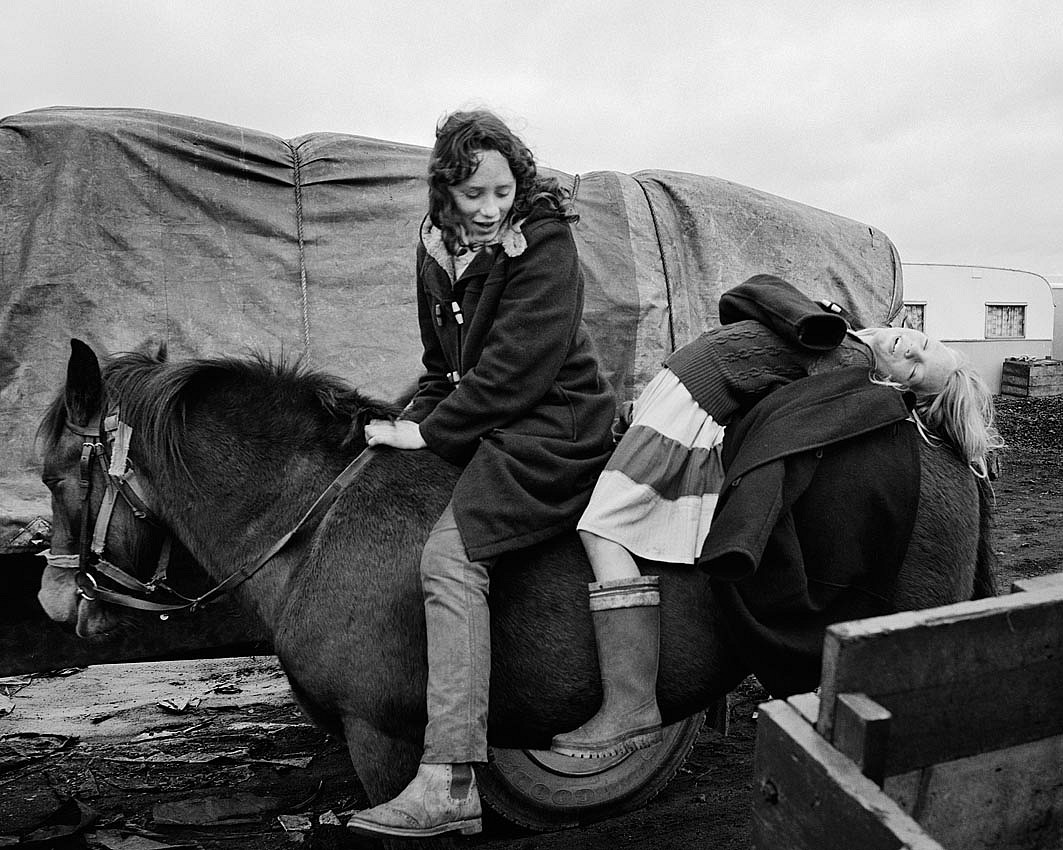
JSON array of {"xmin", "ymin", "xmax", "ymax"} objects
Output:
[{"xmin": 478, "ymin": 710, "xmax": 707, "ymax": 831}]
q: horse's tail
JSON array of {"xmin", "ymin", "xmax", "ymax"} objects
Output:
[{"xmin": 971, "ymin": 474, "xmax": 999, "ymax": 599}]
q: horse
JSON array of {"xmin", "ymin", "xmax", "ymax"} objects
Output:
[{"xmin": 36, "ymin": 338, "xmax": 996, "ymax": 832}]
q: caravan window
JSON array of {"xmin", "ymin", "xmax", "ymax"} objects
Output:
[
  {"xmin": 902, "ymin": 303, "xmax": 925, "ymax": 332},
  {"xmin": 985, "ymin": 304, "xmax": 1026, "ymax": 339}
]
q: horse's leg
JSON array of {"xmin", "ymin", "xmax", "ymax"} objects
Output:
[
  {"xmin": 342, "ymin": 716, "xmax": 423, "ymax": 805},
  {"xmin": 342, "ymin": 723, "xmax": 475, "ymax": 850}
]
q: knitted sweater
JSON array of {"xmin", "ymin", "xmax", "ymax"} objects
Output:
[
  {"xmin": 663, "ymin": 274, "xmax": 876, "ymax": 423},
  {"xmin": 665, "ymin": 322, "xmax": 872, "ymax": 425}
]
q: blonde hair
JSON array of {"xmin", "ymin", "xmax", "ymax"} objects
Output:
[
  {"xmin": 912, "ymin": 361, "xmax": 1004, "ymax": 478},
  {"xmin": 864, "ymin": 346, "xmax": 1003, "ymax": 477}
]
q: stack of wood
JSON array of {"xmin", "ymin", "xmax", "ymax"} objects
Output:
[
  {"xmin": 752, "ymin": 572, "xmax": 1063, "ymax": 850},
  {"xmin": 1000, "ymin": 357, "xmax": 1063, "ymax": 398}
]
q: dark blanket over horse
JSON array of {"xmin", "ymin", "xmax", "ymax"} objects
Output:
[
  {"xmin": 702, "ymin": 367, "xmax": 922, "ymax": 695},
  {"xmin": 36, "ymin": 341, "xmax": 995, "ymax": 812}
]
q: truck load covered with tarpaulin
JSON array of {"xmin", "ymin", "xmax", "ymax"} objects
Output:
[{"xmin": 0, "ymin": 107, "xmax": 904, "ymax": 550}]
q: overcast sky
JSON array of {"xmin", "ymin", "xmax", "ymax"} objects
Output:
[{"xmin": 5, "ymin": 0, "xmax": 1061, "ymax": 278}]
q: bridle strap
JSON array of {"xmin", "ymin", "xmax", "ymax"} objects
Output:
[
  {"xmin": 76, "ymin": 570, "xmax": 199, "ymax": 613},
  {"xmin": 86, "ymin": 544, "xmax": 182, "ymax": 597},
  {"xmin": 70, "ymin": 435, "xmax": 378, "ymax": 615},
  {"xmin": 90, "ymin": 456, "xmax": 120, "ymax": 556},
  {"xmin": 76, "ymin": 418, "xmax": 105, "ymax": 573},
  {"xmin": 90, "ymin": 452, "xmax": 166, "ymax": 558},
  {"xmin": 119, "ymin": 474, "xmax": 166, "ymax": 527},
  {"xmin": 63, "ymin": 414, "xmax": 176, "ymax": 605}
]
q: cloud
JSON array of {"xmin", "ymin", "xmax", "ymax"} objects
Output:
[{"xmin": 4, "ymin": 0, "xmax": 1062, "ymax": 273}]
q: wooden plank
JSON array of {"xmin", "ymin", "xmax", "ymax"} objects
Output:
[
  {"xmin": 832, "ymin": 693, "xmax": 892, "ymax": 785},
  {"xmin": 1002, "ymin": 359, "xmax": 1063, "ymax": 376},
  {"xmin": 752, "ymin": 700, "xmax": 944, "ymax": 850},
  {"xmin": 0, "ymin": 655, "xmax": 364, "ymax": 843},
  {"xmin": 999, "ymin": 375, "xmax": 1063, "ymax": 390},
  {"xmin": 1001, "ymin": 360, "xmax": 1063, "ymax": 397},
  {"xmin": 786, "ymin": 691, "xmax": 820, "ymax": 725},
  {"xmin": 1028, "ymin": 384, "xmax": 1063, "ymax": 397},
  {"xmin": 816, "ymin": 582, "xmax": 1063, "ymax": 775},
  {"xmin": 884, "ymin": 733, "xmax": 1063, "ymax": 850},
  {"xmin": 1012, "ymin": 572, "xmax": 1063, "ymax": 593},
  {"xmin": 0, "ymin": 655, "xmax": 292, "ymax": 741}
]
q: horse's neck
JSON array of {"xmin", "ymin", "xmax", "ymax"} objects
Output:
[{"xmin": 148, "ymin": 439, "xmax": 355, "ymax": 626}]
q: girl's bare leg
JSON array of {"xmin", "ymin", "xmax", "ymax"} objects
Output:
[{"xmin": 579, "ymin": 531, "xmax": 641, "ymax": 582}]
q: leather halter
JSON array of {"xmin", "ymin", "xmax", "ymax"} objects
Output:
[
  {"xmin": 52, "ymin": 413, "xmax": 375, "ymax": 617},
  {"xmin": 50, "ymin": 414, "xmax": 185, "ymax": 613}
]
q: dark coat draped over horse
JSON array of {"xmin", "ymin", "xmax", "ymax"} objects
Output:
[
  {"xmin": 36, "ymin": 339, "xmax": 996, "ymax": 818},
  {"xmin": 702, "ymin": 368, "xmax": 922, "ymax": 696}
]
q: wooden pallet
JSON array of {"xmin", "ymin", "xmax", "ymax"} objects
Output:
[
  {"xmin": 752, "ymin": 572, "xmax": 1063, "ymax": 850},
  {"xmin": 1000, "ymin": 358, "xmax": 1063, "ymax": 398}
]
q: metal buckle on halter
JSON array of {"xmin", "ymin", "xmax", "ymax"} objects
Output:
[
  {"xmin": 75, "ymin": 570, "xmax": 100, "ymax": 601},
  {"xmin": 79, "ymin": 438, "xmax": 102, "ymax": 489}
]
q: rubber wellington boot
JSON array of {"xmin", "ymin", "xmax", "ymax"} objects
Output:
[
  {"xmin": 346, "ymin": 762, "xmax": 482, "ymax": 838},
  {"xmin": 551, "ymin": 575, "xmax": 663, "ymax": 758}
]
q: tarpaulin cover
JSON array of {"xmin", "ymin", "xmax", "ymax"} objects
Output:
[{"xmin": 0, "ymin": 107, "xmax": 903, "ymax": 549}]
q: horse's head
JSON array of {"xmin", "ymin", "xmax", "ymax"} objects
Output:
[
  {"xmin": 38, "ymin": 338, "xmax": 401, "ymax": 640},
  {"xmin": 37, "ymin": 339, "xmax": 173, "ymax": 638}
]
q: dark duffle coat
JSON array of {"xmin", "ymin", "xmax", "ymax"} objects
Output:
[{"xmin": 401, "ymin": 206, "xmax": 616, "ymax": 562}]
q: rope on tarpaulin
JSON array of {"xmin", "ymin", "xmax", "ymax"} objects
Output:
[
  {"xmin": 286, "ymin": 139, "xmax": 313, "ymax": 366},
  {"xmin": 569, "ymin": 173, "xmax": 581, "ymax": 204},
  {"xmin": 634, "ymin": 175, "xmax": 677, "ymax": 355}
]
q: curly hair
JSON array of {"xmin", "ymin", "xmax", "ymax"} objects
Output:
[{"xmin": 428, "ymin": 110, "xmax": 575, "ymax": 253}]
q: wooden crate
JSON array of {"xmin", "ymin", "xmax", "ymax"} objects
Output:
[
  {"xmin": 753, "ymin": 572, "xmax": 1063, "ymax": 850},
  {"xmin": 1000, "ymin": 357, "xmax": 1063, "ymax": 397}
]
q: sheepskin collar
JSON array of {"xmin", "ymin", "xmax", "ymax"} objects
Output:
[{"xmin": 420, "ymin": 217, "xmax": 528, "ymax": 284}]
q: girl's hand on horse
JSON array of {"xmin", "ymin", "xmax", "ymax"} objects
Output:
[{"xmin": 366, "ymin": 419, "xmax": 427, "ymax": 450}]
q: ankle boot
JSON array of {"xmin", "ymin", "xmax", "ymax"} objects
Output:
[
  {"xmin": 346, "ymin": 762, "xmax": 482, "ymax": 838},
  {"xmin": 551, "ymin": 575, "xmax": 663, "ymax": 758}
]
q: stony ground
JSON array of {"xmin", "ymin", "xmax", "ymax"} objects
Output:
[
  {"xmin": 988, "ymin": 394, "xmax": 1063, "ymax": 589},
  {"xmin": 994, "ymin": 394, "xmax": 1063, "ymax": 452}
]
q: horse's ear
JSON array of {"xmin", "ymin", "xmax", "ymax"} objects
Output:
[
  {"xmin": 65, "ymin": 339, "xmax": 104, "ymax": 428},
  {"xmin": 134, "ymin": 337, "xmax": 168, "ymax": 363}
]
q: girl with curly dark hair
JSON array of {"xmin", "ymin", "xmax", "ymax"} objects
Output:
[{"xmin": 348, "ymin": 110, "xmax": 615, "ymax": 839}]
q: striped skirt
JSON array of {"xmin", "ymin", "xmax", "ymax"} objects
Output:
[{"xmin": 577, "ymin": 368, "xmax": 726, "ymax": 565}]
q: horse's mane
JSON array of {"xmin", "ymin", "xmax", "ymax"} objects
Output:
[
  {"xmin": 42, "ymin": 349, "xmax": 402, "ymax": 483},
  {"xmin": 39, "ymin": 393, "xmax": 72, "ymax": 450}
]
